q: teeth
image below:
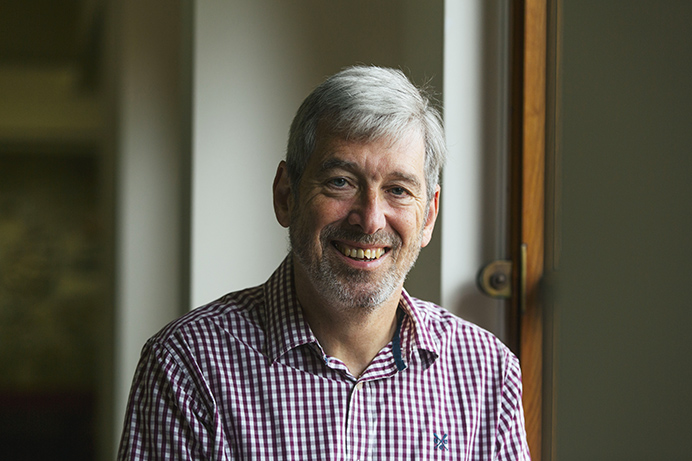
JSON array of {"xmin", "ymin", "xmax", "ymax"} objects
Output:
[{"xmin": 337, "ymin": 244, "xmax": 385, "ymax": 261}]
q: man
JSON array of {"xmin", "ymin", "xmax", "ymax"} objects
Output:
[{"xmin": 118, "ymin": 66, "xmax": 530, "ymax": 460}]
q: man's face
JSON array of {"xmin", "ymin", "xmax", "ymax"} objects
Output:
[{"xmin": 284, "ymin": 129, "xmax": 439, "ymax": 310}]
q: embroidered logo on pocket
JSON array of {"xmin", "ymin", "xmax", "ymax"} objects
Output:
[{"xmin": 434, "ymin": 433, "xmax": 448, "ymax": 451}]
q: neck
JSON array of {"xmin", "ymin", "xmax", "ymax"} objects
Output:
[{"xmin": 292, "ymin": 257, "xmax": 401, "ymax": 378}]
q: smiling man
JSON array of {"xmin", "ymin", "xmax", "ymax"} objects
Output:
[{"xmin": 118, "ymin": 66, "xmax": 531, "ymax": 460}]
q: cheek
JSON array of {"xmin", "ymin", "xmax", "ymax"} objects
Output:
[
  {"xmin": 390, "ymin": 211, "xmax": 424, "ymax": 244},
  {"xmin": 299, "ymin": 199, "xmax": 350, "ymax": 239},
  {"xmin": 314, "ymin": 198, "xmax": 352, "ymax": 224}
]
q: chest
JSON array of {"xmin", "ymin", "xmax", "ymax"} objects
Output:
[{"xmin": 211, "ymin": 350, "xmax": 502, "ymax": 460}]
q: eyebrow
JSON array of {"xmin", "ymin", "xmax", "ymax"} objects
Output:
[
  {"xmin": 318, "ymin": 158, "xmax": 357, "ymax": 174},
  {"xmin": 318, "ymin": 158, "xmax": 423, "ymax": 192}
]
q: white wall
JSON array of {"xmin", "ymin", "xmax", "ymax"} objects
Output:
[
  {"xmin": 442, "ymin": 0, "xmax": 510, "ymax": 339},
  {"xmin": 191, "ymin": 1, "xmax": 308, "ymax": 306}
]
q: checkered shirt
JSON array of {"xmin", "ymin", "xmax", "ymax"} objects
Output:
[{"xmin": 118, "ymin": 256, "xmax": 530, "ymax": 460}]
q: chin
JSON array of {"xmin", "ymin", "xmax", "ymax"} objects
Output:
[{"xmin": 318, "ymin": 274, "xmax": 400, "ymax": 311}]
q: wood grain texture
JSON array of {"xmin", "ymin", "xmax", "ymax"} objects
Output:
[{"xmin": 521, "ymin": 0, "xmax": 547, "ymax": 459}]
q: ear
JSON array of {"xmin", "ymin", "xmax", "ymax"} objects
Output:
[
  {"xmin": 420, "ymin": 185, "xmax": 440, "ymax": 248},
  {"xmin": 273, "ymin": 161, "xmax": 294, "ymax": 228}
]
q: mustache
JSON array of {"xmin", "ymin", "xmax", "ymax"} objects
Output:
[{"xmin": 320, "ymin": 225, "xmax": 402, "ymax": 248}]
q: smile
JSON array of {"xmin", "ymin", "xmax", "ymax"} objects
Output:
[{"xmin": 334, "ymin": 242, "xmax": 387, "ymax": 261}]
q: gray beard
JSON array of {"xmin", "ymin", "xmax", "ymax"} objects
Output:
[{"xmin": 289, "ymin": 224, "xmax": 421, "ymax": 311}]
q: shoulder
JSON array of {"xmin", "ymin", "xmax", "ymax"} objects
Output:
[
  {"xmin": 145, "ymin": 284, "xmax": 266, "ymax": 355},
  {"xmin": 407, "ymin": 295, "xmax": 518, "ymax": 372}
]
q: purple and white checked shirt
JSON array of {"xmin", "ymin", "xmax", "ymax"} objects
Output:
[{"xmin": 118, "ymin": 257, "xmax": 530, "ymax": 460}]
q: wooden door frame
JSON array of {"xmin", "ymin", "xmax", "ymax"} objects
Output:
[{"xmin": 509, "ymin": 0, "xmax": 548, "ymax": 459}]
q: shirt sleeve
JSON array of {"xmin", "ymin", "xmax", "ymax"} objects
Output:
[
  {"xmin": 117, "ymin": 340, "xmax": 233, "ymax": 461},
  {"xmin": 494, "ymin": 351, "xmax": 532, "ymax": 461}
]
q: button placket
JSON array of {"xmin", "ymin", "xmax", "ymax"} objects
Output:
[{"xmin": 346, "ymin": 380, "xmax": 370, "ymax": 461}]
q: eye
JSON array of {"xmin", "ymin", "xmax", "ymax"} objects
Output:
[
  {"xmin": 389, "ymin": 186, "xmax": 409, "ymax": 196},
  {"xmin": 328, "ymin": 177, "xmax": 348, "ymax": 188}
]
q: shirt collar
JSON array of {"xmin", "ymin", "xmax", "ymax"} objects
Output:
[
  {"xmin": 397, "ymin": 288, "xmax": 440, "ymax": 365},
  {"xmin": 262, "ymin": 255, "xmax": 318, "ymax": 363},
  {"xmin": 262, "ymin": 255, "xmax": 440, "ymax": 366}
]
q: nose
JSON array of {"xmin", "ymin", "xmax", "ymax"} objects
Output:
[{"xmin": 347, "ymin": 188, "xmax": 386, "ymax": 234}]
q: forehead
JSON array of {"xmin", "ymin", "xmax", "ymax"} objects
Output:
[{"xmin": 307, "ymin": 128, "xmax": 427, "ymax": 179}]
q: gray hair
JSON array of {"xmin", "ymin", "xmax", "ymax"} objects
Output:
[{"xmin": 286, "ymin": 66, "xmax": 447, "ymax": 201}]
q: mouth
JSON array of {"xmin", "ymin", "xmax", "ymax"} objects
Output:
[{"xmin": 333, "ymin": 242, "xmax": 388, "ymax": 261}]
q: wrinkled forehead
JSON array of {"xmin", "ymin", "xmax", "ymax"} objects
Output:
[{"xmin": 305, "ymin": 126, "xmax": 427, "ymax": 184}]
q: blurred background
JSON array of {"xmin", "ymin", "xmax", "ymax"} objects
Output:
[
  {"xmin": 0, "ymin": 0, "xmax": 108, "ymax": 459},
  {"xmin": 1, "ymin": 1, "xmax": 690, "ymax": 460}
]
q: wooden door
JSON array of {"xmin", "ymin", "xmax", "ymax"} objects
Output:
[{"xmin": 509, "ymin": 0, "xmax": 547, "ymax": 459}]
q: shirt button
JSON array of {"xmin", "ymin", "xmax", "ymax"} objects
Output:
[{"xmin": 355, "ymin": 382, "xmax": 363, "ymax": 391}]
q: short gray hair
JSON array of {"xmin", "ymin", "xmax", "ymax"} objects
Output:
[{"xmin": 286, "ymin": 66, "xmax": 447, "ymax": 201}]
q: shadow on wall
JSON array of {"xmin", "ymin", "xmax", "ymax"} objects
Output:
[{"xmin": 452, "ymin": 281, "xmax": 506, "ymax": 343}]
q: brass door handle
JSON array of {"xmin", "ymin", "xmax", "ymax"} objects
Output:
[
  {"xmin": 477, "ymin": 260, "xmax": 512, "ymax": 298},
  {"xmin": 477, "ymin": 243, "xmax": 527, "ymax": 312}
]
